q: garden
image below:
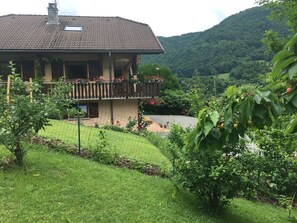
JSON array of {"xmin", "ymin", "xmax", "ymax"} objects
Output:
[{"xmin": 1, "ymin": 1, "xmax": 297, "ymax": 222}]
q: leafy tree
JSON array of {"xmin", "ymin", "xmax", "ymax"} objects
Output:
[
  {"xmin": 257, "ymin": 0, "xmax": 297, "ymax": 32},
  {"xmin": 262, "ymin": 30, "xmax": 288, "ymax": 54},
  {"xmin": 172, "ymin": 33, "xmax": 297, "ymax": 209},
  {"xmin": 138, "ymin": 64, "xmax": 181, "ymax": 92},
  {"xmin": 229, "ymin": 61, "xmax": 270, "ymax": 83},
  {"xmin": 0, "ymin": 62, "xmax": 73, "ymax": 165},
  {"xmin": 153, "ymin": 89, "xmax": 191, "ymax": 115}
]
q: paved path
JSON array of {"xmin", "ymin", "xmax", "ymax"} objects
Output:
[{"xmin": 148, "ymin": 115, "xmax": 197, "ymax": 130}]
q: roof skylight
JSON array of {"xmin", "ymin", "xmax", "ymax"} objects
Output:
[{"xmin": 64, "ymin": 25, "xmax": 83, "ymax": 31}]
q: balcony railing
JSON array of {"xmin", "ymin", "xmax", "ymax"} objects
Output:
[{"xmin": 43, "ymin": 81, "xmax": 161, "ymax": 100}]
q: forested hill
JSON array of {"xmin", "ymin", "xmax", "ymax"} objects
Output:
[{"xmin": 142, "ymin": 6, "xmax": 289, "ymax": 78}]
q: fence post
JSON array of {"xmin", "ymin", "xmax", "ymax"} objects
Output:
[
  {"xmin": 77, "ymin": 102, "xmax": 81, "ymax": 154},
  {"xmin": 6, "ymin": 76, "xmax": 10, "ymax": 103},
  {"xmin": 29, "ymin": 78, "xmax": 33, "ymax": 102}
]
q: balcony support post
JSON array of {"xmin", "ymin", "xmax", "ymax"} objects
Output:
[{"xmin": 108, "ymin": 52, "xmax": 114, "ymax": 125}]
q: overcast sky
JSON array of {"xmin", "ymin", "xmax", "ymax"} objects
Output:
[{"xmin": 0, "ymin": 0, "xmax": 257, "ymax": 37}]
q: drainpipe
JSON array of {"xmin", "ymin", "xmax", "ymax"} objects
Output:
[{"xmin": 109, "ymin": 52, "xmax": 114, "ymax": 125}]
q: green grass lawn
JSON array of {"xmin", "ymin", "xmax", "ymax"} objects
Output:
[
  {"xmin": 0, "ymin": 144, "xmax": 296, "ymax": 223},
  {"xmin": 38, "ymin": 120, "xmax": 171, "ymax": 171}
]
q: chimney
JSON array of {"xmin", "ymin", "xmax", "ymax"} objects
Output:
[{"xmin": 47, "ymin": 3, "xmax": 59, "ymax": 24}]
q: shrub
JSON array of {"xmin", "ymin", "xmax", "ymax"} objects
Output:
[
  {"xmin": 240, "ymin": 119, "xmax": 297, "ymax": 204},
  {"xmin": 92, "ymin": 130, "xmax": 118, "ymax": 165},
  {"xmin": 126, "ymin": 117, "xmax": 137, "ymax": 132},
  {"xmin": 174, "ymin": 140, "xmax": 246, "ymax": 209}
]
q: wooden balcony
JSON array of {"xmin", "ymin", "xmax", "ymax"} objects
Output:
[{"xmin": 43, "ymin": 81, "xmax": 161, "ymax": 100}]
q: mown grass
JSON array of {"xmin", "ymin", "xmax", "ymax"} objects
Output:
[
  {"xmin": 38, "ymin": 120, "xmax": 171, "ymax": 171},
  {"xmin": 0, "ymin": 144, "xmax": 296, "ymax": 223}
]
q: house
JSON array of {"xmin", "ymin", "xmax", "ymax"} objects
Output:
[{"xmin": 0, "ymin": 3, "xmax": 164, "ymax": 126}]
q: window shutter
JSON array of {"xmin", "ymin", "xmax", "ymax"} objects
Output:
[
  {"xmin": 88, "ymin": 103, "xmax": 99, "ymax": 118},
  {"xmin": 22, "ymin": 61, "xmax": 35, "ymax": 81}
]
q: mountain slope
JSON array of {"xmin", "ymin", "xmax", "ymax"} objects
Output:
[{"xmin": 142, "ymin": 6, "xmax": 289, "ymax": 78}]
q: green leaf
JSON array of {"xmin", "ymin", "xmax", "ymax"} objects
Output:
[
  {"xmin": 271, "ymin": 102, "xmax": 283, "ymax": 117},
  {"xmin": 209, "ymin": 111, "xmax": 219, "ymax": 126},
  {"xmin": 253, "ymin": 104, "xmax": 267, "ymax": 119},
  {"xmin": 253, "ymin": 93, "xmax": 262, "ymax": 104},
  {"xmin": 291, "ymin": 95, "xmax": 297, "ymax": 108},
  {"xmin": 284, "ymin": 33, "xmax": 297, "ymax": 51},
  {"xmin": 197, "ymin": 108, "xmax": 207, "ymax": 122},
  {"xmin": 239, "ymin": 98, "xmax": 253, "ymax": 123},
  {"xmin": 194, "ymin": 130, "xmax": 203, "ymax": 144},
  {"xmin": 272, "ymin": 49, "xmax": 293, "ymax": 64},
  {"xmin": 229, "ymin": 128, "xmax": 239, "ymax": 144},
  {"xmin": 288, "ymin": 61, "xmax": 297, "ymax": 79},
  {"xmin": 272, "ymin": 55, "xmax": 296, "ymax": 78},
  {"xmin": 203, "ymin": 121, "xmax": 214, "ymax": 136},
  {"xmin": 225, "ymin": 86, "xmax": 238, "ymax": 99},
  {"xmin": 263, "ymin": 97, "xmax": 272, "ymax": 103},
  {"xmin": 284, "ymin": 119, "xmax": 297, "ymax": 135},
  {"xmin": 237, "ymin": 123, "xmax": 245, "ymax": 137},
  {"xmin": 210, "ymin": 128, "xmax": 221, "ymax": 141},
  {"xmin": 261, "ymin": 91, "xmax": 271, "ymax": 98}
]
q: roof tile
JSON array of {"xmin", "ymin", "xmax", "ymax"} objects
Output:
[{"xmin": 0, "ymin": 14, "xmax": 164, "ymax": 53}]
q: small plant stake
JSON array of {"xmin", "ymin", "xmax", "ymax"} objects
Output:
[{"xmin": 77, "ymin": 102, "xmax": 81, "ymax": 155}]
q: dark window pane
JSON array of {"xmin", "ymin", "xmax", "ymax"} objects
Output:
[
  {"xmin": 89, "ymin": 60, "xmax": 102, "ymax": 79},
  {"xmin": 66, "ymin": 62, "xmax": 87, "ymax": 79},
  {"xmin": 52, "ymin": 61, "xmax": 64, "ymax": 80},
  {"xmin": 0, "ymin": 62, "xmax": 10, "ymax": 81},
  {"xmin": 114, "ymin": 69, "xmax": 122, "ymax": 78},
  {"xmin": 22, "ymin": 61, "xmax": 35, "ymax": 81}
]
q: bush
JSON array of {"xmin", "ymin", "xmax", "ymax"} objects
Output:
[
  {"xmin": 126, "ymin": 117, "xmax": 137, "ymax": 132},
  {"xmin": 92, "ymin": 130, "xmax": 118, "ymax": 165},
  {"xmin": 174, "ymin": 141, "xmax": 246, "ymax": 209},
  {"xmin": 151, "ymin": 89, "xmax": 191, "ymax": 115},
  {"xmin": 240, "ymin": 120, "xmax": 297, "ymax": 204}
]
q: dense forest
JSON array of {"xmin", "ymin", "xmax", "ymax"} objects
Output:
[{"xmin": 142, "ymin": 6, "xmax": 289, "ymax": 79}]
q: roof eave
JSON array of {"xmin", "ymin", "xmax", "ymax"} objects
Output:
[{"xmin": 0, "ymin": 49, "xmax": 164, "ymax": 54}]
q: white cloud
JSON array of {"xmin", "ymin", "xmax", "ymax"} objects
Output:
[{"xmin": 0, "ymin": 0, "xmax": 257, "ymax": 37}]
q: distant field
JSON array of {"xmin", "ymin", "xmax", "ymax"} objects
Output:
[
  {"xmin": 217, "ymin": 73, "xmax": 230, "ymax": 80},
  {"xmin": 38, "ymin": 120, "xmax": 172, "ymax": 171}
]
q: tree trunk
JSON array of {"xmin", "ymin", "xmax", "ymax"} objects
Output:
[
  {"xmin": 209, "ymin": 192, "xmax": 220, "ymax": 210},
  {"xmin": 14, "ymin": 143, "xmax": 24, "ymax": 166}
]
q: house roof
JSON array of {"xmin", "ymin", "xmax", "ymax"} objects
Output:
[{"xmin": 0, "ymin": 14, "xmax": 164, "ymax": 54}]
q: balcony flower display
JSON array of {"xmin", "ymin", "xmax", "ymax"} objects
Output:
[
  {"xmin": 143, "ymin": 75, "xmax": 164, "ymax": 83},
  {"xmin": 75, "ymin": 79, "xmax": 88, "ymax": 84},
  {"xmin": 92, "ymin": 76, "xmax": 106, "ymax": 83},
  {"xmin": 113, "ymin": 76, "xmax": 128, "ymax": 83}
]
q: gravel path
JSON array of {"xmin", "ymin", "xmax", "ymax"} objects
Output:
[{"xmin": 148, "ymin": 115, "xmax": 197, "ymax": 130}]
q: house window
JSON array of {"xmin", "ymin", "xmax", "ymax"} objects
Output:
[
  {"xmin": 78, "ymin": 103, "xmax": 98, "ymax": 118},
  {"xmin": 0, "ymin": 61, "xmax": 21, "ymax": 81},
  {"xmin": 66, "ymin": 62, "xmax": 87, "ymax": 80},
  {"xmin": 22, "ymin": 61, "xmax": 35, "ymax": 81},
  {"xmin": 88, "ymin": 60, "xmax": 102, "ymax": 79},
  {"xmin": 114, "ymin": 69, "xmax": 122, "ymax": 78},
  {"xmin": 51, "ymin": 60, "xmax": 64, "ymax": 80},
  {"xmin": 0, "ymin": 62, "xmax": 11, "ymax": 81},
  {"xmin": 64, "ymin": 26, "xmax": 83, "ymax": 32}
]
